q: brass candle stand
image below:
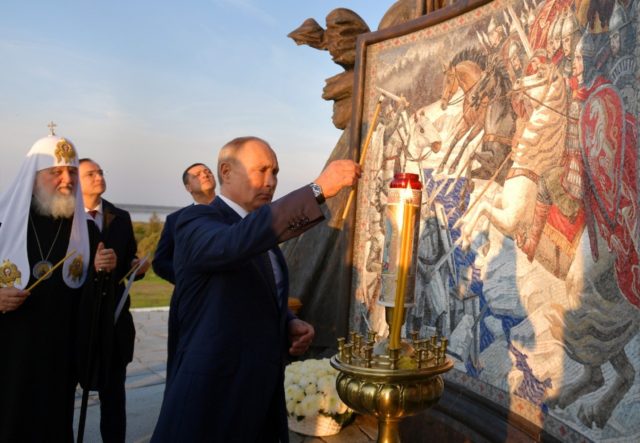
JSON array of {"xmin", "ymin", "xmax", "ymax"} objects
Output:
[
  {"xmin": 331, "ymin": 307, "xmax": 453, "ymax": 443},
  {"xmin": 333, "ymin": 172, "xmax": 451, "ymax": 441}
]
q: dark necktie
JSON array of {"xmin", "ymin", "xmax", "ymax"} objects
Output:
[
  {"xmin": 88, "ymin": 210, "xmax": 98, "ymax": 219},
  {"xmin": 261, "ymin": 251, "xmax": 278, "ymax": 301}
]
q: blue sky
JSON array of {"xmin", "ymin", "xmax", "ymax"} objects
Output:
[{"xmin": 0, "ymin": 1, "xmax": 390, "ymax": 207}]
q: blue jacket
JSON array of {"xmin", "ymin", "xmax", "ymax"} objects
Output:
[
  {"xmin": 152, "ymin": 186, "xmax": 323, "ymax": 442},
  {"xmin": 152, "ymin": 206, "xmax": 188, "ymax": 284}
]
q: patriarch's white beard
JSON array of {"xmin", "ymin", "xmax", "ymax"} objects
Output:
[{"xmin": 32, "ymin": 187, "xmax": 76, "ymax": 219}]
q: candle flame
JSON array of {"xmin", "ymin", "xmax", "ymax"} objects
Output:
[
  {"xmin": 389, "ymin": 181, "xmax": 419, "ymax": 350},
  {"xmin": 394, "ymin": 183, "xmax": 416, "ymax": 229}
]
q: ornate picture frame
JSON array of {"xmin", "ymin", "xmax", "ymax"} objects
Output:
[{"xmin": 348, "ymin": 0, "xmax": 640, "ymax": 440}]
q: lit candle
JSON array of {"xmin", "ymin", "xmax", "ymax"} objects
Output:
[
  {"xmin": 378, "ymin": 173, "xmax": 422, "ymax": 350},
  {"xmin": 389, "ymin": 192, "xmax": 418, "ymax": 349}
]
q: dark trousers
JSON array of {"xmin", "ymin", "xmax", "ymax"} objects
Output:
[{"xmin": 99, "ymin": 358, "xmax": 128, "ymax": 443}]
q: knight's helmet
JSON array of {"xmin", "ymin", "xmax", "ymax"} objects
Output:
[
  {"xmin": 576, "ymin": 30, "xmax": 597, "ymax": 57},
  {"xmin": 608, "ymin": 1, "xmax": 631, "ymax": 53},
  {"xmin": 547, "ymin": 14, "xmax": 564, "ymax": 53},
  {"xmin": 561, "ymin": 11, "xmax": 581, "ymax": 39},
  {"xmin": 560, "ymin": 11, "xmax": 582, "ymax": 55},
  {"xmin": 575, "ymin": 31, "xmax": 598, "ymax": 84},
  {"xmin": 487, "ymin": 17, "xmax": 505, "ymax": 47}
]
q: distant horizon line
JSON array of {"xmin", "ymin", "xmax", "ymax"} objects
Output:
[
  {"xmin": 115, "ymin": 203, "xmax": 181, "ymax": 221},
  {"xmin": 115, "ymin": 202, "xmax": 181, "ymax": 212}
]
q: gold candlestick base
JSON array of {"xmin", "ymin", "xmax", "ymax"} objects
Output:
[{"xmin": 331, "ymin": 354, "xmax": 452, "ymax": 443}]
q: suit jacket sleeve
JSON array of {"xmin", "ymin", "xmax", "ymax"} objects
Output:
[
  {"xmin": 153, "ymin": 213, "xmax": 176, "ymax": 284},
  {"xmin": 178, "ymin": 186, "xmax": 323, "ymax": 275}
]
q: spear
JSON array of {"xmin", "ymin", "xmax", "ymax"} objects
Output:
[
  {"xmin": 376, "ymin": 86, "xmax": 410, "ymax": 108},
  {"xmin": 476, "ymin": 31, "xmax": 489, "ymax": 52},
  {"xmin": 507, "ymin": 5, "xmax": 533, "ymax": 58},
  {"xmin": 424, "ymin": 146, "xmax": 477, "ymax": 211},
  {"xmin": 442, "ymin": 139, "xmax": 487, "ymax": 196},
  {"xmin": 341, "ymin": 95, "xmax": 385, "ymax": 222}
]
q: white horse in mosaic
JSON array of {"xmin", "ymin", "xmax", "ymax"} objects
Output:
[
  {"xmin": 459, "ymin": 64, "xmax": 567, "ymax": 249},
  {"xmin": 370, "ymin": 105, "xmax": 442, "ymax": 186}
]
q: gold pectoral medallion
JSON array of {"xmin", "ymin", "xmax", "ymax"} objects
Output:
[
  {"xmin": 32, "ymin": 260, "xmax": 53, "ymax": 280},
  {"xmin": 68, "ymin": 255, "xmax": 84, "ymax": 281},
  {"xmin": 1, "ymin": 259, "xmax": 22, "ymax": 287}
]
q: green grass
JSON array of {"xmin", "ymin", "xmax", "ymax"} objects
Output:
[{"xmin": 129, "ymin": 270, "xmax": 173, "ymax": 308}]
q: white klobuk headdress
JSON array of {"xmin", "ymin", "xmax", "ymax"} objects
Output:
[{"xmin": 0, "ymin": 133, "xmax": 90, "ymax": 289}]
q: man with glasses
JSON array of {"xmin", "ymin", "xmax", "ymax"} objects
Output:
[{"xmin": 79, "ymin": 158, "xmax": 149, "ymax": 442}]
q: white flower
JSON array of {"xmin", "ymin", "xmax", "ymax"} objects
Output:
[
  {"xmin": 316, "ymin": 375, "xmax": 335, "ymax": 395},
  {"xmin": 288, "ymin": 361, "xmax": 303, "ymax": 372},
  {"xmin": 284, "ymin": 358, "xmax": 352, "ymax": 419},
  {"xmin": 294, "ymin": 401, "xmax": 306, "ymax": 417},
  {"xmin": 304, "ymin": 382, "xmax": 318, "ymax": 396},
  {"xmin": 285, "ymin": 384, "xmax": 305, "ymax": 403},
  {"xmin": 286, "ymin": 400, "xmax": 296, "ymax": 415},
  {"xmin": 286, "ymin": 371, "xmax": 301, "ymax": 385},
  {"xmin": 297, "ymin": 374, "xmax": 313, "ymax": 388},
  {"xmin": 318, "ymin": 394, "xmax": 330, "ymax": 414},
  {"xmin": 300, "ymin": 394, "xmax": 322, "ymax": 417},
  {"xmin": 325, "ymin": 394, "xmax": 342, "ymax": 415}
]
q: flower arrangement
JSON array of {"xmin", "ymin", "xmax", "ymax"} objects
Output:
[{"xmin": 284, "ymin": 358, "xmax": 354, "ymax": 436}]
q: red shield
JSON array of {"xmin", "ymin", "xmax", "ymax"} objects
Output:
[{"xmin": 579, "ymin": 83, "xmax": 625, "ymax": 228}]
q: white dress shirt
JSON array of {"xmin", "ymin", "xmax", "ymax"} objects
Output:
[
  {"xmin": 85, "ymin": 201, "xmax": 104, "ymax": 232},
  {"xmin": 218, "ymin": 195, "xmax": 284, "ymax": 299}
]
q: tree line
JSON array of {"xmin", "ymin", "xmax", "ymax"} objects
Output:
[{"xmin": 133, "ymin": 213, "xmax": 163, "ymax": 261}]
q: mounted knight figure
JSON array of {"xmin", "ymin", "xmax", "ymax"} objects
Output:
[{"xmin": 571, "ymin": 32, "xmax": 639, "ymax": 308}]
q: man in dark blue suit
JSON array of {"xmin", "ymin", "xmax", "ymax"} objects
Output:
[
  {"xmin": 151, "ymin": 136, "xmax": 360, "ymax": 442},
  {"xmin": 80, "ymin": 158, "xmax": 150, "ymax": 443},
  {"xmin": 153, "ymin": 163, "xmax": 216, "ymax": 284},
  {"xmin": 152, "ymin": 163, "xmax": 216, "ymax": 375}
]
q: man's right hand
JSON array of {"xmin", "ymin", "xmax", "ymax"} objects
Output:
[
  {"xmin": 314, "ymin": 159, "xmax": 361, "ymax": 199},
  {"xmin": 0, "ymin": 287, "xmax": 29, "ymax": 313},
  {"xmin": 94, "ymin": 242, "xmax": 117, "ymax": 273}
]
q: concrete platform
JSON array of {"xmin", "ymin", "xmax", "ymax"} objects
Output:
[
  {"xmin": 73, "ymin": 308, "xmax": 377, "ymax": 442},
  {"xmin": 74, "ymin": 308, "xmax": 169, "ymax": 443}
]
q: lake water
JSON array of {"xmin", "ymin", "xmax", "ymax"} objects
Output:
[{"xmin": 115, "ymin": 203, "xmax": 181, "ymax": 223}]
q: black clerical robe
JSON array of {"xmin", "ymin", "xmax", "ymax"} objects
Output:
[{"xmin": 0, "ymin": 211, "xmax": 83, "ymax": 441}]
